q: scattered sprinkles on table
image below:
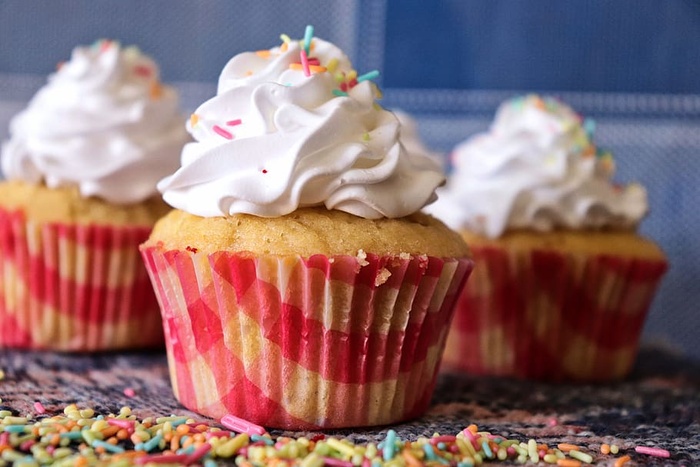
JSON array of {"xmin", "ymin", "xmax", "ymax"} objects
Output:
[{"xmin": 0, "ymin": 406, "xmax": 669, "ymax": 466}]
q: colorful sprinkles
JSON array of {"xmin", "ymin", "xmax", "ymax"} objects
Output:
[{"xmin": 0, "ymin": 407, "xmax": 671, "ymax": 466}]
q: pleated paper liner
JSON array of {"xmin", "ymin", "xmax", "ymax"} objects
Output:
[
  {"xmin": 0, "ymin": 207, "xmax": 164, "ymax": 351},
  {"xmin": 140, "ymin": 245, "xmax": 473, "ymax": 429},
  {"xmin": 442, "ymin": 244, "xmax": 667, "ymax": 382}
]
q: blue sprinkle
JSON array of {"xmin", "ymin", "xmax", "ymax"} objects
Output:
[
  {"xmin": 134, "ymin": 443, "xmax": 145, "ymax": 451},
  {"xmin": 251, "ymin": 435, "xmax": 274, "ymax": 445},
  {"xmin": 357, "ymin": 70, "xmax": 380, "ymax": 83},
  {"xmin": 437, "ymin": 442, "xmax": 447, "ymax": 450},
  {"xmin": 481, "ymin": 440, "xmax": 493, "ymax": 459},
  {"xmin": 423, "ymin": 443, "xmax": 438, "ymax": 461},
  {"xmin": 458, "ymin": 462, "xmax": 474, "ymax": 467},
  {"xmin": 303, "ymin": 25, "xmax": 314, "ymax": 55},
  {"xmin": 177, "ymin": 445, "xmax": 195, "ymax": 455},
  {"xmin": 59, "ymin": 431, "xmax": 85, "ymax": 439},
  {"xmin": 3, "ymin": 425, "xmax": 27, "ymax": 433},
  {"xmin": 143, "ymin": 433, "xmax": 163, "ymax": 452},
  {"xmin": 382, "ymin": 430, "xmax": 397, "ymax": 461},
  {"xmin": 332, "ymin": 89, "xmax": 348, "ymax": 97},
  {"xmin": 91, "ymin": 439, "xmax": 125, "ymax": 454},
  {"xmin": 204, "ymin": 459, "xmax": 219, "ymax": 467},
  {"xmin": 584, "ymin": 118, "xmax": 596, "ymax": 137}
]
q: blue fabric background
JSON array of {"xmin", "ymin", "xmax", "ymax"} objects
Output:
[{"xmin": 0, "ymin": 1, "xmax": 698, "ymax": 360}]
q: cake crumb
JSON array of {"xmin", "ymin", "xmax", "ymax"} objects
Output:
[
  {"xmin": 375, "ymin": 268, "xmax": 392, "ymax": 286},
  {"xmin": 356, "ymin": 249, "xmax": 369, "ymax": 266}
]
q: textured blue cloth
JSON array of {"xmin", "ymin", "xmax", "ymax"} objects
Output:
[{"xmin": 0, "ymin": 1, "xmax": 698, "ymax": 360}]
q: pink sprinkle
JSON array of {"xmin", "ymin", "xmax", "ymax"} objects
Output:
[
  {"xmin": 20, "ymin": 440, "xmax": 35, "ymax": 451},
  {"xmin": 635, "ymin": 446, "xmax": 671, "ymax": 458},
  {"xmin": 0, "ymin": 432, "xmax": 9, "ymax": 446},
  {"xmin": 548, "ymin": 418, "xmax": 558, "ymax": 426},
  {"xmin": 323, "ymin": 458, "xmax": 353, "ymax": 467},
  {"xmin": 33, "ymin": 401, "xmax": 46, "ymax": 414},
  {"xmin": 362, "ymin": 459, "xmax": 371, "ymax": 467},
  {"xmin": 212, "ymin": 125, "xmax": 233, "ymax": 140},
  {"xmin": 185, "ymin": 443, "xmax": 212, "ymax": 463},
  {"xmin": 220, "ymin": 414, "xmax": 266, "ymax": 436},
  {"xmin": 135, "ymin": 454, "xmax": 188, "ymax": 465},
  {"xmin": 507, "ymin": 446, "xmax": 517, "ymax": 456},
  {"xmin": 133, "ymin": 65, "xmax": 152, "ymax": 77},
  {"xmin": 226, "ymin": 119, "xmax": 242, "ymax": 126},
  {"xmin": 107, "ymin": 418, "xmax": 135, "ymax": 430},
  {"xmin": 299, "ymin": 49, "xmax": 311, "ymax": 77},
  {"xmin": 46, "ymin": 445, "xmax": 55, "ymax": 454},
  {"xmin": 123, "ymin": 387, "xmax": 136, "ymax": 397}
]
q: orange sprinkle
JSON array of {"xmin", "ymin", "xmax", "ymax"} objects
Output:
[
  {"xmin": 192, "ymin": 433, "xmax": 206, "ymax": 443},
  {"xmin": 467, "ymin": 424, "xmax": 478, "ymax": 434},
  {"xmin": 150, "ymin": 82, "xmax": 163, "ymax": 99},
  {"xmin": 281, "ymin": 42, "xmax": 288, "ymax": 52},
  {"xmin": 614, "ymin": 454, "xmax": 632, "ymax": 467},
  {"xmin": 50, "ymin": 434, "xmax": 61, "ymax": 446},
  {"xmin": 288, "ymin": 63, "xmax": 327, "ymax": 73},
  {"xmin": 170, "ymin": 434, "xmax": 181, "ymax": 452},
  {"xmin": 557, "ymin": 443, "xmax": 581, "ymax": 452},
  {"xmin": 101, "ymin": 426, "xmax": 120, "ymax": 438},
  {"xmin": 255, "ymin": 50, "xmax": 271, "ymax": 59},
  {"xmin": 130, "ymin": 434, "xmax": 143, "ymax": 445},
  {"xmin": 182, "ymin": 437, "xmax": 194, "ymax": 449},
  {"xmin": 557, "ymin": 460, "xmax": 582, "ymax": 467},
  {"xmin": 74, "ymin": 456, "xmax": 89, "ymax": 467},
  {"xmin": 190, "ymin": 114, "xmax": 199, "ymax": 127},
  {"xmin": 176, "ymin": 424, "xmax": 190, "ymax": 435},
  {"xmin": 116, "ymin": 429, "xmax": 129, "ymax": 440},
  {"xmin": 56, "ymin": 61, "xmax": 65, "ymax": 71},
  {"xmin": 94, "ymin": 446, "xmax": 106, "ymax": 455},
  {"xmin": 401, "ymin": 449, "xmax": 422, "ymax": 467},
  {"xmin": 601, "ymin": 443, "xmax": 611, "ymax": 455},
  {"xmin": 246, "ymin": 70, "xmax": 253, "ymax": 76},
  {"xmin": 107, "ymin": 437, "xmax": 118, "ymax": 445},
  {"xmin": 538, "ymin": 443, "xmax": 549, "ymax": 451}
]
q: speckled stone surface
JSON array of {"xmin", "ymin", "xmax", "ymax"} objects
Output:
[{"xmin": 0, "ymin": 347, "xmax": 697, "ymax": 466}]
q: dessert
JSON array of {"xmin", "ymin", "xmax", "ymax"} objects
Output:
[
  {"xmin": 141, "ymin": 27, "xmax": 473, "ymax": 429},
  {"xmin": 426, "ymin": 95, "xmax": 667, "ymax": 381},
  {"xmin": 0, "ymin": 40, "xmax": 190, "ymax": 350}
]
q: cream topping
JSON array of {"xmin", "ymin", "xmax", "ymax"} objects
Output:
[
  {"xmin": 1, "ymin": 40, "xmax": 189, "ymax": 204},
  {"xmin": 426, "ymin": 95, "xmax": 648, "ymax": 237},
  {"xmin": 158, "ymin": 33, "xmax": 444, "ymax": 219}
]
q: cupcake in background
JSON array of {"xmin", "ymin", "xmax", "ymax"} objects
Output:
[
  {"xmin": 141, "ymin": 28, "xmax": 473, "ymax": 429},
  {"xmin": 426, "ymin": 94, "xmax": 667, "ymax": 382},
  {"xmin": 0, "ymin": 40, "xmax": 190, "ymax": 351}
]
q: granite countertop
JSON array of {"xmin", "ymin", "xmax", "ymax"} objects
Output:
[{"xmin": 0, "ymin": 347, "xmax": 697, "ymax": 466}]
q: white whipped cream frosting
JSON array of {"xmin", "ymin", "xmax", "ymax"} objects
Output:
[
  {"xmin": 1, "ymin": 40, "xmax": 190, "ymax": 204},
  {"xmin": 393, "ymin": 110, "xmax": 444, "ymax": 170},
  {"xmin": 426, "ymin": 95, "xmax": 648, "ymax": 238},
  {"xmin": 158, "ymin": 36, "xmax": 444, "ymax": 219}
]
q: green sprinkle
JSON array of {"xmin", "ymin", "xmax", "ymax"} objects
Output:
[
  {"xmin": 357, "ymin": 70, "xmax": 380, "ymax": 82},
  {"xmin": 568, "ymin": 449, "xmax": 593, "ymax": 464},
  {"xmin": 2, "ymin": 425, "xmax": 28, "ymax": 433},
  {"xmin": 332, "ymin": 89, "xmax": 348, "ymax": 97},
  {"xmin": 481, "ymin": 440, "xmax": 493, "ymax": 459}
]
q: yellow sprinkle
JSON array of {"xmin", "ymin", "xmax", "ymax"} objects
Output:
[
  {"xmin": 280, "ymin": 34, "xmax": 291, "ymax": 43},
  {"xmin": 347, "ymin": 70, "xmax": 357, "ymax": 81},
  {"xmin": 326, "ymin": 438, "xmax": 355, "ymax": 458},
  {"xmin": 568, "ymin": 449, "xmax": 593, "ymax": 464},
  {"xmin": 610, "ymin": 444, "xmax": 620, "ymax": 454},
  {"xmin": 190, "ymin": 114, "xmax": 199, "ymax": 127},
  {"xmin": 0, "ymin": 370, "xmax": 5, "ymax": 380},
  {"xmin": 362, "ymin": 132, "xmax": 371, "ymax": 142},
  {"xmin": 528, "ymin": 439, "xmax": 539, "ymax": 463},
  {"xmin": 327, "ymin": 58, "xmax": 339, "ymax": 73},
  {"xmin": 216, "ymin": 433, "xmax": 249, "ymax": 458}
]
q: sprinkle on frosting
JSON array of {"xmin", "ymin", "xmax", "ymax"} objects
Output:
[{"xmin": 425, "ymin": 94, "xmax": 648, "ymax": 237}]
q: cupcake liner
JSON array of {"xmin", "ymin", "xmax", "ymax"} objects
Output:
[
  {"xmin": 0, "ymin": 207, "xmax": 164, "ymax": 351},
  {"xmin": 442, "ymin": 244, "xmax": 668, "ymax": 381},
  {"xmin": 140, "ymin": 245, "xmax": 473, "ymax": 429}
]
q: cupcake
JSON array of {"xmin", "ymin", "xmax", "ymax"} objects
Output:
[
  {"xmin": 426, "ymin": 95, "xmax": 667, "ymax": 382},
  {"xmin": 140, "ymin": 28, "xmax": 473, "ymax": 429},
  {"xmin": 0, "ymin": 40, "xmax": 190, "ymax": 351}
]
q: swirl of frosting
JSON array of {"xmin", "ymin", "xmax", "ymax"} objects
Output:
[
  {"xmin": 1, "ymin": 40, "xmax": 190, "ymax": 204},
  {"xmin": 425, "ymin": 95, "xmax": 647, "ymax": 237},
  {"xmin": 158, "ymin": 34, "xmax": 444, "ymax": 219}
]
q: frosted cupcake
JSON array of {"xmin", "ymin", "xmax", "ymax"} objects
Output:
[
  {"xmin": 0, "ymin": 40, "xmax": 190, "ymax": 350},
  {"xmin": 426, "ymin": 95, "xmax": 667, "ymax": 382},
  {"xmin": 141, "ymin": 28, "xmax": 473, "ymax": 429}
]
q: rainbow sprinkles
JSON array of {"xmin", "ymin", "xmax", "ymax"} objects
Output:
[{"xmin": 189, "ymin": 25, "xmax": 382, "ymax": 142}]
